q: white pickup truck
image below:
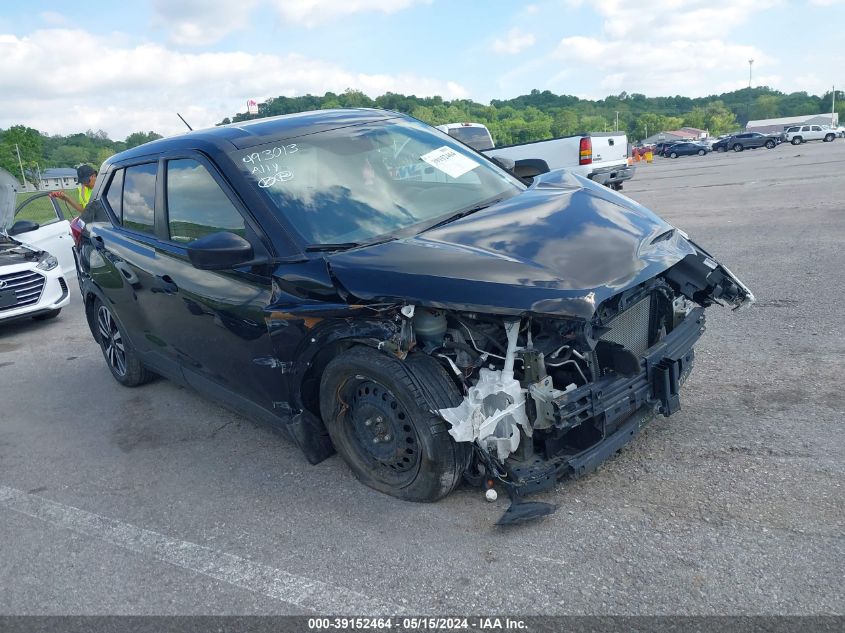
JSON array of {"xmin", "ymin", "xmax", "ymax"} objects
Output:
[{"xmin": 436, "ymin": 122, "xmax": 634, "ymax": 190}]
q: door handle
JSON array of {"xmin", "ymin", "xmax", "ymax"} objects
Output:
[{"xmin": 153, "ymin": 274, "xmax": 178, "ymax": 294}]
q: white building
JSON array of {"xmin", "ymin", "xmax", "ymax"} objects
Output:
[
  {"xmin": 746, "ymin": 113, "xmax": 839, "ymax": 134},
  {"xmin": 40, "ymin": 168, "xmax": 78, "ymax": 191}
]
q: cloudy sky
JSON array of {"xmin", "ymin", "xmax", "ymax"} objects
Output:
[{"xmin": 1, "ymin": 0, "xmax": 843, "ymax": 139}]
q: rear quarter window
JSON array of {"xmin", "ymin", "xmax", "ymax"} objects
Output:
[
  {"xmin": 105, "ymin": 169, "xmax": 124, "ymax": 220},
  {"xmin": 122, "ymin": 163, "xmax": 157, "ymax": 234}
]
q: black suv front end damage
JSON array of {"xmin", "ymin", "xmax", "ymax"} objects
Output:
[{"xmin": 315, "ymin": 169, "xmax": 753, "ymax": 522}]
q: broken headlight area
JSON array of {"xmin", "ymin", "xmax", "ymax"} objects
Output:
[{"xmin": 406, "ymin": 277, "xmax": 709, "ymax": 507}]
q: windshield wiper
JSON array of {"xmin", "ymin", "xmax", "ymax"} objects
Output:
[
  {"xmin": 305, "ymin": 235, "xmax": 397, "ymax": 252},
  {"xmin": 306, "ymin": 242, "xmax": 361, "ymax": 252},
  {"xmin": 420, "ymin": 197, "xmax": 503, "ymax": 233}
]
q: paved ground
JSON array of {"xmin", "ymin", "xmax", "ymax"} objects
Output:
[{"xmin": 1, "ymin": 140, "xmax": 843, "ymax": 615}]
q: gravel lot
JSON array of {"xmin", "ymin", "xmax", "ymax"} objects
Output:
[{"xmin": 1, "ymin": 140, "xmax": 843, "ymax": 616}]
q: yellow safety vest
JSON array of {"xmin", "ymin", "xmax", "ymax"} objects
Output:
[{"xmin": 78, "ymin": 185, "xmax": 92, "ymax": 209}]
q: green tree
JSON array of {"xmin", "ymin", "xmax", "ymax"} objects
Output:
[
  {"xmin": 684, "ymin": 107, "xmax": 707, "ymax": 130},
  {"xmin": 704, "ymin": 101, "xmax": 739, "ymax": 135},
  {"xmin": 579, "ymin": 115, "xmax": 607, "ymax": 132},
  {"xmin": 552, "ymin": 109, "xmax": 579, "ymax": 136},
  {"xmin": 0, "ymin": 125, "xmax": 43, "ymax": 185},
  {"xmin": 124, "ymin": 131, "xmax": 163, "ymax": 150},
  {"xmin": 753, "ymin": 95, "xmax": 779, "ymax": 120}
]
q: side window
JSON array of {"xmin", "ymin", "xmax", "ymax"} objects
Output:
[
  {"xmin": 801, "ymin": 126, "xmax": 810, "ymax": 132},
  {"xmin": 811, "ymin": 126, "xmax": 821, "ymax": 131},
  {"xmin": 122, "ymin": 163, "xmax": 157, "ymax": 234},
  {"xmin": 166, "ymin": 159, "xmax": 245, "ymax": 244},
  {"xmin": 105, "ymin": 169, "xmax": 124, "ymax": 220}
]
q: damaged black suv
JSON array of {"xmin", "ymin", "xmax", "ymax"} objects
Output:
[{"xmin": 74, "ymin": 109, "xmax": 753, "ymax": 509}]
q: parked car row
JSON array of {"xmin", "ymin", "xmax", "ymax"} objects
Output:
[{"xmin": 712, "ymin": 132, "xmax": 780, "ymax": 153}]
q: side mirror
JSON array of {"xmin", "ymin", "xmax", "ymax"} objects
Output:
[
  {"xmin": 187, "ymin": 231, "xmax": 255, "ymax": 270},
  {"xmin": 490, "ymin": 155, "xmax": 516, "ymax": 172},
  {"xmin": 8, "ymin": 220, "xmax": 39, "ymax": 236}
]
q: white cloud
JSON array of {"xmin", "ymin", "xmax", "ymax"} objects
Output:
[
  {"xmin": 551, "ymin": 36, "xmax": 771, "ymax": 97},
  {"xmin": 151, "ymin": 0, "xmax": 258, "ymax": 45},
  {"xmin": 493, "ymin": 28, "xmax": 536, "ymax": 54},
  {"xmin": 0, "ymin": 29, "xmax": 467, "ymax": 139},
  {"xmin": 587, "ymin": 0, "xmax": 781, "ymax": 39},
  {"xmin": 272, "ymin": 0, "xmax": 431, "ymax": 27}
]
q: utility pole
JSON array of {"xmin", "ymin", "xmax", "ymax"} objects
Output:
[
  {"xmin": 832, "ymin": 85, "xmax": 836, "ymax": 124},
  {"xmin": 14, "ymin": 143, "xmax": 26, "ymax": 190},
  {"xmin": 746, "ymin": 59, "xmax": 754, "ymax": 128},
  {"xmin": 615, "ymin": 111, "xmax": 619, "ymax": 131}
]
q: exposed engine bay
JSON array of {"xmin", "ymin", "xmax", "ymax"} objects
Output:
[{"xmin": 381, "ymin": 251, "xmax": 754, "ymax": 515}]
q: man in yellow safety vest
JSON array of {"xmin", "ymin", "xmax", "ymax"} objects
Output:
[{"xmin": 49, "ymin": 164, "xmax": 97, "ymax": 213}]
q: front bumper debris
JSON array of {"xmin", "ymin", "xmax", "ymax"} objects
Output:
[{"xmin": 499, "ymin": 307, "xmax": 705, "ymax": 502}]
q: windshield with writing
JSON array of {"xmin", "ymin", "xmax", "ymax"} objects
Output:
[{"xmin": 229, "ymin": 119, "xmax": 522, "ymax": 246}]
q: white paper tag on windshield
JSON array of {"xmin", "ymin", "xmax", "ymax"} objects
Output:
[{"xmin": 419, "ymin": 146, "xmax": 479, "ymax": 179}]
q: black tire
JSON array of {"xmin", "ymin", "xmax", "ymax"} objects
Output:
[
  {"xmin": 669, "ymin": 152, "xmax": 678, "ymax": 158},
  {"xmin": 94, "ymin": 298, "xmax": 153, "ymax": 387},
  {"xmin": 733, "ymin": 144, "xmax": 743, "ymax": 152},
  {"xmin": 32, "ymin": 309, "xmax": 61, "ymax": 321},
  {"xmin": 824, "ymin": 133, "xmax": 835, "ymax": 142},
  {"xmin": 791, "ymin": 137, "xmax": 802, "ymax": 145},
  {"xmin": 765, "ymin": 140, "xmax": 775, "ymax": 149},
  {"xmin": 716, "ymin": 146, "xmax": 725, "ymax": 153},
  {"xmin": 319, "ymin": 346, "xmax": 470, "ymax": 502},
  {"xmin": 697, "ymin": 149, "xmax": 705, "ymax": 156}
]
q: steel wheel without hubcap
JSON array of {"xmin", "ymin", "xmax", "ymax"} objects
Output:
[
  {"xmin": 345, "ymin": 379, "xmax": 420, "ymax": 487},
  {"xmin": 98, "ymin": 305, "xmax": 126, "ymax": 377},
  {"xmin": 319, "ymin": 347, "xmax": 469, "ymax": 501}
]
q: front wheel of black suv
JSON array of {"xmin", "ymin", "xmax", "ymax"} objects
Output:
[
  {"xmin": 95, "ymin": 299, "xmax": 153, "ymax": 387},
  {"xmin": 319, "ymin": 347, "xmax": 470, "ymax": 502},
  {"xmin": 765, "ymin": 141, "xmax": 775, "ymax": 149}
]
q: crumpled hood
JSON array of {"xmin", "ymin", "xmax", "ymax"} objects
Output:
[{"xmin": 327, "ymin": 171, "xmax": 697, "ymax": 320}]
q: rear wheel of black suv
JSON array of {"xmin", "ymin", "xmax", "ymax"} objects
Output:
[
  {"xmin": 319, "ymin": 347, "xmax": 469, "ymax": 502},
  {"xmin": 95, "ymin": 298, "xmax": 153, "ymax": 387}
]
